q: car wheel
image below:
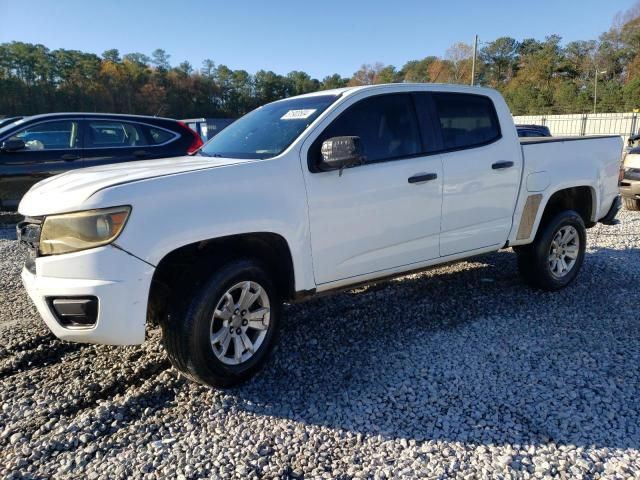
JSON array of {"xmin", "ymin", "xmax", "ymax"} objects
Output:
[
  {"xmin": 516, "ymin": 210, "xmax": 586, "ymax": 291},
  {"xmin": 623, "ymin": 197, "xmax": 640, "ymax": 211},
  {"xmin": 162, "ymin": 258, "xmax": 280, "ymax": 387}
]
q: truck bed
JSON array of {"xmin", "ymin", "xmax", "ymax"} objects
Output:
[{"xmin": 518, "ymin": 134, "xmax": 622, "ymax": 226}]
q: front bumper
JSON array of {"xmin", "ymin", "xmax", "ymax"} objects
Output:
[{"xmin": 21, "ymin": 245, "xmax": 154, "ymax": 345}]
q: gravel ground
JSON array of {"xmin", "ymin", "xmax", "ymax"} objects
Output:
[{"xmin": 1, "ymin": 211, "xmax": 639, "ymax": 479}]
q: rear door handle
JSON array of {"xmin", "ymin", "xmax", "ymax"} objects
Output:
[
  {"xmin": 408, "ymin": 173, "xmax": 438, "ymax": 184},
  {"xmin": 492, "ymin": 161, "xmax": 514, "ymax": 170},
  {"xmin": 134, "ymin": 150, "xmax": 151, "ymax": 158},
  {"xmin": 61, "ymin": 154, "xmax": 80, "ymax": 161}
]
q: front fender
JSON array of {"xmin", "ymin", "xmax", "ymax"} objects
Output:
[{"xmin": 91, "ymin": 155, "xmax": 316, "ymax": 292}]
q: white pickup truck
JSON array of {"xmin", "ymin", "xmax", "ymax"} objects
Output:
[{"xmin": 17, "ymin": 84, "xmax": 623, "ymax": 387}]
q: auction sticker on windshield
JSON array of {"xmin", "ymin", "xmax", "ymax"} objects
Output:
[{"xmin": 281, "ymin": 109, "xmax": 317, "ymax": 120}]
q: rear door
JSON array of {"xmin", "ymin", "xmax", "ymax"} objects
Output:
[
  {"xmin": 81, "ymin": 119, "xmax": 180, "ymax": 168},
  {"xmin": 0, "ymin": 119, "xmax": 81, "ymax": 209},
  {"xmin": 429, "ymin": 93, "xmax": 522, "ymax": 256}
]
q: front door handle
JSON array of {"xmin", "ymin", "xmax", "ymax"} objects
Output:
[
  {"xmin": 134, "ymin": 150, "xmax": 151, "ymax": 158},
  {"xmin": 492, "ymin": 161, "xmax": 514, "ymax": 170},
  {"xmin": 408, "ymin": 173, "xmax": 438, "ymax": 184},
  {"xmin": 61, "ymin": 154, "xmax": 80, "ymax": 161}
]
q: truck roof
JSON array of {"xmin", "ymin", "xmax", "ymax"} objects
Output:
[{"xmin": 292, "ymin": 83, "xmax": 499, "ymax": 100}]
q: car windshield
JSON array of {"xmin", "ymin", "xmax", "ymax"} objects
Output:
[{"xmin": 199, "ymin": 94, "xmax": 340, "ymax": 159}]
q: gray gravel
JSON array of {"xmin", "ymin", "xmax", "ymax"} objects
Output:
[{"xmin": 1, "ymin": 211, "xmax": 639, "ymax": 479}]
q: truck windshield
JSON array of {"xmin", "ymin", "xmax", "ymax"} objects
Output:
[{"xmin": 199, "ymin": 94, "xmax": 340, "ymax": 159}]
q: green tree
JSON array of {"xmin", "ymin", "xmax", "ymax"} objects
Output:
[
  {"xmin": 102, "ymin": 49, "xmax": 120, "ymax": 63},
  {"xmin": 321, "ymin": 74, "xmax": 348, "ymax": 89},
  {"xmin": 480, "ymin": 37, "xmax": 519, "ymax": 86},
  {"xmin": 3, "ymin": 4, "xmax": 640, "ymax": 119},
  {"xmin": 151, "ymin": 49, "xmax": 171, "ymax": 70},
  {"xmin": 399, "ymin": 57, "xmax": 438, "ymax": 82}
]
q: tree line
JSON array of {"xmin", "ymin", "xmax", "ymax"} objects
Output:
[{"xmin": 2, "ymin": 4, "xmax": 640, "ymax": 119}]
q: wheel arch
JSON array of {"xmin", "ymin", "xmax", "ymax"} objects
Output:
[
  {"xmin": 539, "ymin": 185, "xmax": 597, "ymax": 227},
  {"xmin": 147, "ymin": 232, "xmax": 296, "ymax": 325},
  {"xmin": 513, "ymin": 184, "xmax": 597, "ymax": 246}
]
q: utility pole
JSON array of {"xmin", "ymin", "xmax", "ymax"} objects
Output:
[
  {"xmin": 593, "ymin": 69, "xmax": 607, "ymax": 114},
  {"xmin": 471, "ymin": 35, "xmax": 478, "ymax": 86}
]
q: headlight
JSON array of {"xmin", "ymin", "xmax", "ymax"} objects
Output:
[{"xmin": 39, "ymin": 206, "xmax": 131, "ymax": 256}]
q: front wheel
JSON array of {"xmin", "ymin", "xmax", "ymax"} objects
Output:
[
  {"xmin": 516, "ymin": 210, "xmax": 586, "ymax": 291},
  {"xmin": 162, "ymin": 258, "xmax": 280, "ymax": 387}
]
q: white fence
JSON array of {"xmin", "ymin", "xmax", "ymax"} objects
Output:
[{"xmin": 513, "ymin": 113, "xmax": 639, "ymax": 141}]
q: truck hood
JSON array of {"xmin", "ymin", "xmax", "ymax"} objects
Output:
[{"xmin": 19, "ymin": 155, "xmax": 253, "ymax": 216}]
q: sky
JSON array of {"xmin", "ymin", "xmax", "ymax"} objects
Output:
[{"xmin": 0, "ymin": 0, "xmax": 636, "ymax": 78}]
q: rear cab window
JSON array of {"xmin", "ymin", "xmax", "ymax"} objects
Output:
[{"xmin": 432, "ymin": 93, "xmax": 501, "ymax": 150}]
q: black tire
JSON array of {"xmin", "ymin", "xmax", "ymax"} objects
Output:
[
  {"xmin": 623, "ymin": 197, "xmax": 640, "ymax": 211},
  {"xmin": 516, "ymin": 210, "xmax": 586, "ymax": 291},
  {"xmin": 162, "ymin": 258, "xmax": 281, "ymax": 388}
]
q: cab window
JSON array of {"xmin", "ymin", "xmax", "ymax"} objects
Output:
[
  {"xmin": 313, "ymin": 93, "xmax": 422, "ymax": 166},
  {"xmin": 432, "ymin": 93, "xmax": 501, "ymax": 150}
]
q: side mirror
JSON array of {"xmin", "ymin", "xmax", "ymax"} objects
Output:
[
  {"xmin": 1, "ymin": 138, "xmax": 26, "ymax": 152},
  {"xmin": 319, "ymin": 136, "xmax": 365, "ymax": 172}
]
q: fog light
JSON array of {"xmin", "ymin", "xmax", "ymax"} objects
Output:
[{"xmin": 48, "ymin": 297, "xmax": 98, "ymax": 327}]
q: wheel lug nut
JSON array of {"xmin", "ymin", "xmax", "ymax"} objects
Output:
[
  {"xmin": 241, "ymin": 310, "xmax": 247, "ymax": 316},
  {"xmin": 236, "ymin": 328, "xmax": 242, "ymax": 335},
  {"xmin": 242, "ymin": 319, "xmax": 248, "ymax": 326},
  {"xmin": 234, "ymin": 308, "xmax": 240, "ymax": 315}
]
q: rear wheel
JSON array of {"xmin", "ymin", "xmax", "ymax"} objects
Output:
[
  {"xmin": 623, "ymin": 197, "xmax": 640, "ymax": 211},
  {"xmin": 162, "ymin": 258, "xmax": 280, "ymax": 387},
  {"xmin": 516, "ymin": 210, "xmax": 586, "ymax": 291}
]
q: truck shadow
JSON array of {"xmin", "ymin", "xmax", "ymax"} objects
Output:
[{"xmin": 231, "ymin": 246, "xmax": 640, "ymax": 450}]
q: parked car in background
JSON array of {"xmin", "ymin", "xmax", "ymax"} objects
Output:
[
  {"xmin": 17, "ymin": 84, "xmax": 622, "ymax": 388},
  {"xmin": 516, "ymin": 124, "xmax": 552, "ymax": 137},
  {"xmin": 181, "ymin": 118, "xmax": 235, "ymax": 142},
  {"xmin": 0, "ymin": 113, "xmax": 202, "ymax": 210},
  {"xmin": 620, "ymin": 146, "xmax": 640, "ymax": 210},
  {"xmin": 625, "ymin": 132, "xmax": 640, "ymax": 155},
  {"xmin": 0, "ymin": 116, "xmax": 23, "ymax": 129}
]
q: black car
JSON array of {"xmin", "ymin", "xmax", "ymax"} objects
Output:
[
  {"xmin": 0, "ymin": 116, "xmax": 23, "ymax": 129},
  {"xmin": 516, "ymin": 124, "xmax": 552, "ymax": 137},
  {"xmin": 0, "ymin": 113, "xmax": 203, "ymax": 210}
]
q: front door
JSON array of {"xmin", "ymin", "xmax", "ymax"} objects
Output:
[{"xmin": 301, "ymin": 93, "xmax": 444, "ymax": 285}]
